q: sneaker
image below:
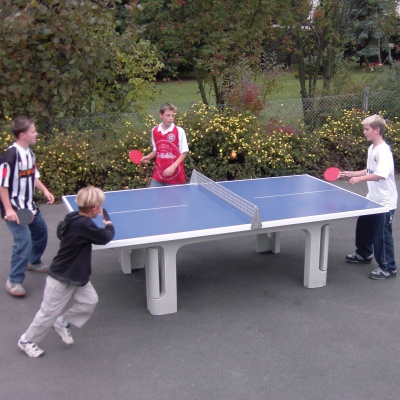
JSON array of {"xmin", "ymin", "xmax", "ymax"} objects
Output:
[
  {"xmin": 5, "ymin": 279, "xmax": 26, "ymax": 297},
  {"xmin": 27, "ymin": 262, "xmax": 49, "ymax": 273},
  {"xmin": 369, "ymin": 267, "xmax": 397, "ymax": 280},
  {"xmin": 346, "ymin": 253, "xmax": 373, "ymax": 264},
  {"xmin": 52, "ymin": 323, "xmax": 74, "ymax": 345},
  {"xmin": 18, "ymin": 340, "xmax": 44, "ymax": 358}
]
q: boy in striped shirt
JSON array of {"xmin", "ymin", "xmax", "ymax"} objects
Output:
[{"xmin": 0, "ymin": 116, "xmax": 54, "ymax": 296}]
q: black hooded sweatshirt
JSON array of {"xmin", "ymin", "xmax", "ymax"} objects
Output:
[{"xmin": 48, "ymin": 211, "xmax": 115, "ymax": 286}]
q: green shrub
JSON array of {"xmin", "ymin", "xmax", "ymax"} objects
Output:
[
  {"xmin": 1, "ymin": 108, "xmax": 399, "ymax": 201},
  {"xmin": 178, "ymin": 104, "xmax": 324, "ymax": 180},
  {"xmin": 315, "ymin": 109, "xmax": 400, "ymax": 172}
]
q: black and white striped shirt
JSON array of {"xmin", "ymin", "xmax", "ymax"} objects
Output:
[{"xmin": 0, "ymin": 143, "xmax": 40, "ymax": 217}]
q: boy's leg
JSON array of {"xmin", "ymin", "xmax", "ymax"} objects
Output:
[
  {"xmin": 5, "ymin": 221, "xmax": 32, "ymax": 284},
  {"xmin": 354, "ymin": 215, "xmax": 374, "ymax": 258},
  {"xmin": 372, "ymin": 210, "xmax": 397, "ymax": 271},
  {"xmin": 21, "ymin": 276, "xmax": 75, "ymax": 344},
  {"xmin": 28, "ymin": 211, "xmax": 48, "ymax": 266},
  {"xmin": 62, "ymin": 281, "xmax": 99, "ymax": 328}
]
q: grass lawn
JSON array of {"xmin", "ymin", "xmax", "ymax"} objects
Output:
[{"xmin": 144, "ymin": 66, "xmax": 378, "ymax": 117}]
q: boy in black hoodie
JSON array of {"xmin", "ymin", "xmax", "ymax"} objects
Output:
[{"xmin": 18, "ymin": 186, "xmax": 115, "ymax": 358}]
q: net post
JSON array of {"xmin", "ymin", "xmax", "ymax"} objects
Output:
[{"xmin": 251, "ymin": 208, "xmax": 262, "ymax": 229}]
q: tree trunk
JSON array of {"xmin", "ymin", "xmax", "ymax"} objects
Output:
[{"xmin": 194, "ymin": 67, "xmax": 209, "ymax": 105}]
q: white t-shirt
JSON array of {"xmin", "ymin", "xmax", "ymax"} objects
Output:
[{"xmin": 366, "ymin": 141, "xmax": 397, "ymax": 210}]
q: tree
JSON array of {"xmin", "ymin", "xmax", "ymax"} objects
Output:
[
  {"xmin": 274, "ymin": 0, "xmax": 398, "ymax": 128},
  {"xmin": 137, "ymin": 0, "xmax": 284, "ymax": 106},
  {"xmin": 349, "ymin": 0, "xmax": 399, "ymax": 66},
  {"xmin": 0, "ymin": 0, "xmax": 163, "ymax": 131}
]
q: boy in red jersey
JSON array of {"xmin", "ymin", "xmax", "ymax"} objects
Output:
[{"xmin": 141, "ymin": 103, "xmax": 189, "ymax": 186}]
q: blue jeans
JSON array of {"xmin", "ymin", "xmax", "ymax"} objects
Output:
[
  {"xmin": 354, "ymin": 210, "xmax": 397, "ymax": 271},
  {"xmin": 5, "ymin": 211, "xmax": 48, "ymax": 284}
]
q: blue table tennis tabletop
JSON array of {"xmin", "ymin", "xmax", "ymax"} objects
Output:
[
  {"xmin": 62, "ymin": 174, "xmax": 388, "ymax": 315},
  {"xmin": 63, "ymin": 174, "xmax": 384, "ymax": 243}
]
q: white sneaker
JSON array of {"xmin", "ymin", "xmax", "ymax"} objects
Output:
[
  {"xmin": 52, "ymin": 323, "xmax": 74, "ymax": 345},
  {"xmin": 27, "ymin": 262, "xmax": 49, "ymax": 273},
  {"xmin": 6, "ymin": 279, "xmax": 26, "ymax": 297},
  {"xmin": 18, "ymin": 340, "xmax": 44, "ymax": 358}
]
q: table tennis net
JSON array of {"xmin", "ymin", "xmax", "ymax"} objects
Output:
[{"xmin": 190, "ymin": 170, "xmax": 262, "ymax": 229}]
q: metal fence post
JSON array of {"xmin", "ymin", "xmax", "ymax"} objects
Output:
[{"xmin": 363, "ymin": 86, "xmax": 370, "ymax": 112}]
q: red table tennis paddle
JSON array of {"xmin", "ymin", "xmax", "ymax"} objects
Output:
[
  {"xmin": 129, "ymin": 150, "xmax": 143, "ymax": 165},
  {"xmin": 324, "ymin": 167, "xmax": 341, "ymax": 182}
]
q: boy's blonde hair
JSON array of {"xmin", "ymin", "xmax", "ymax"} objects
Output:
[
  {"xmin": 75, "ymin": 186, "xmax": 105, "ymax": 210},
  {"xmin": 362, "ymin": 114, "xmax": 387, "ymax": 136},
  {"xmin": 159, "ymin": 103, "xmax": 177, "ymax": 115}
]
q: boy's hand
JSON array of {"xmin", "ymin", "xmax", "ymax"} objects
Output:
[
  {"xmin": 4, "ymin": 209, "xmax": 18, "ymax": 222},
  {"xmin": 339, "ymin": 171, "xmax": 350, "ymax": 180},
  {"xmin": 163, "ymin": 165, "xmax": 176, "ymax": 177},
  {"xmin": 141, "ymin": 155, "xmax": 151, "ymax": 164},
  {"xmin": 349, "ymin": 177, "xmax": 362, "ymax": 186},
  {"xmin": 43, "ymin": 190, "xmax": 55, "ymax": 204}
]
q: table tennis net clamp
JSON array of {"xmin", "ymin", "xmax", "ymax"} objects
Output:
[{"xmin": 190, "ymin": 170, "xmax": 262, "ymax": 230}]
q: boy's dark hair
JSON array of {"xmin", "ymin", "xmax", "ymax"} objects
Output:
[
  {"xmin": 159, "ymin": 103, "xmax": 177, "ymax": 115},
  {"xmin": 10, "ymin": 116, "xmax": 34, "ymax": 138}
]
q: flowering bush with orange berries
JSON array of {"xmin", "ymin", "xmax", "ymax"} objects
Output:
[{"xmin": 1, "ymin": 107, "xmax": 399, "ymax": 201}]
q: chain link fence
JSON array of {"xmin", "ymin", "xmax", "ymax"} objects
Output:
[
  {"xmin": 55, "ymin": 112, "xmax": 143, "ymax": 135},
  {"xmin": 55, "ymin": 88, "xmax": 399, "ymax": 134},
  {"xmin": 260, "ymin": 89, "xmax": 399, "ymax": 130}
]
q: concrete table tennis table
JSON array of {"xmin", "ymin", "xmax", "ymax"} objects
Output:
[{"xmin": 62, "ymin": 171, "xmax": 387, "ymax": 315}]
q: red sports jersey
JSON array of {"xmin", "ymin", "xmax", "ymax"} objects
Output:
[{"xmin": 152, "ymin": 125, "xmax": 186, "ymax": 184}]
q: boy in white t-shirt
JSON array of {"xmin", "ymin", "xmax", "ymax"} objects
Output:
[{"xmin": 340, "ymin": 114, "xmax": 398, "ymax": 279}]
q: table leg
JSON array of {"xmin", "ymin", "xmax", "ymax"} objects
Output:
[
  {"xmin": 146, "ymin": 244, "xmax": 179, "ymax": 315},
  {"xmin": 303, "ymin": 223, "xmax": 329, "ymax": 288},
  {"xmin": 255, "ymin": 232, "xmax": 281, "ymax": 253},
  {"xmin": 120, "ymin": 248, "xmax": 145, "ymax": 274}
]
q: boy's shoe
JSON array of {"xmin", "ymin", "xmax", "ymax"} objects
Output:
[
  {"xmin": 369, "ymin": 267, "xmax": 397, "ymax": 280},
  {"xmin": 5, "ymin": 279, "xmax": 26, "ymax": 297},
  {"xmin": 18, "ymin": 340, "xmax": 44, "ymax": 358},
  {"xmin": 27, "ymin": 262, "xmax": 49, "ymax": 273},
  {"xmin": 52, "ymin": 323, "xmax": 74, "ymax": 345},
  {"xmin": 346, "ymin": 253, "xmax": 373, "ymax": 264}
]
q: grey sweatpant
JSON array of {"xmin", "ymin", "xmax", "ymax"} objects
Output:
[{"xmin": 22, "ymin": 275, "xmax": 98, "ymax": 343}]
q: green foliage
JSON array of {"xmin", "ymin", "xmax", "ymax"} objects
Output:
[
  {"xmin": 137, "ymin": 0, "xmax": 284, "ymax": 104},
  {"xmin": 314, "ymin": 109, "xmax": 370, "ymax": 171},
  {"xmin": 315, "ymin": 59, "xmax": 374, "ymax": 96},
  {"xmin": 315, "ymin": 108, "xmax": 400, "ymax": 171},
  {"xmin": 0, "ymin": 117, "xmax": 156, "ymax": 201},
  {"xmin": 177, "ymin": 103, "xmax": 323, "ymax": 180},
  {"xmin": 1, "ymin": 108, "xmax": 400, "ymax": 201},
  {"xmin": 0, "ymin": 0, "xmax": 162, "ymax": 131},
  {"xmin": 277, "ymin": 0, "xmax": 399, "ymax": 102},
  {"xmin": 371, "ymin": 63, "xmax": 400, "ymax": 92},
  {"xmin": 352, "ymin": 0, "xmax": 399, "ymax": 59},
  {"xmin": 224, "ymin": 55, "xmax": 285, "ymax": 115}
]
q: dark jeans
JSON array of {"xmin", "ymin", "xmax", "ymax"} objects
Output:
[{"xmin": 354, "ymin": 210, "xmax": 397, "ymax": 271}]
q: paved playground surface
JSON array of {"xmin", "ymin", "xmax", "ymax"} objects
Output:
[{"xmin": 1, "ymin": 178, "xmax": 400, "ymax": 400}]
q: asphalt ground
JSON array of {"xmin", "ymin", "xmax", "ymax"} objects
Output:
[{"xmin": 1, "ymin": 177, "xmax": 400, "ymax": 400}]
